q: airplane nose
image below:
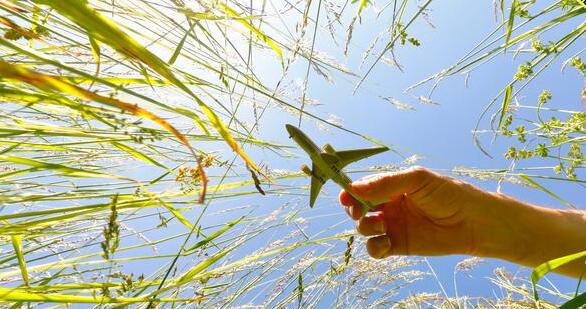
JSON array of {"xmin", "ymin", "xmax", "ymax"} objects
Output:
[{"xmin": 285, "ymin": 124, "xmax": 296, "ymax": 137}]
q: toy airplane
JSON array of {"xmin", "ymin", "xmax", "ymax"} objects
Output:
[{"xmin": 285, "ymin": 124, "xmax": 389, "ymax": 208}]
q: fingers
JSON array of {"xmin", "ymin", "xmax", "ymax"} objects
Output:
[
  {"xmin": 353, "ymin": 210, "xmax": 395, "ymax": 259},
  {"xmin": 366, "ymin": 235, "xmax": 393, "ymax": 259},
  {"xmin": 356, "ymin": 212, "xmax": 385, "ymax": 236},
  {"xmin": 339, "ymin": 190, "xmax": 384, "ymax": 220},
  {"xmin": 351, "ymin": 166, "xmax": 436, "ymax": 203},
  {"xmin": 339, "ymin": 190, "xmax": 364, "ymax": 220},
  {"xmin": 339, "ymin": 190, "xmax": 408, "ymax": 259}
]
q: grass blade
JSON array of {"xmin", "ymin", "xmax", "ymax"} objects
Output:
[
  {"xmin": 217, "ymin": 2, "xmax": 283, "ymax": 64},
  {"xmin": 498, "ymin": 83, "xmax": 513, "ymax": 129},
  {"xmin": 9, "ymin": 234, "xmax": 29, "ymax": 286},
  {"xmin": 560, "ymin": 292, "xmax": 586, "ymax": 309},
  {"xmin": 518, "ymin": 174, "xmax": 576, "ymax": 209},
  {"xmin": 186, "ymin": 217, "xmax": 243, "ymax": 251},
  {"xmin": 168, "ymin": 23, "xmax": 194, "ymax": 65},
  {"xmin": 111, "ymin": 142, "xmax": 169, "ymax": 171},
  {"xmin": 0, "ymin": 287, "xmax": 200, "ymax": 304},
  {"xmin": 531, "ymin": 250, "xmax": 586, "ymax": 300},
  {"xmin": 0, "ymin": 155, "xmax": 122, "ymax": 179},
  {"xmin": 505, "ymin": 0, "xmax": 518, "ymax": 46},
  {"xmin": 33, "ymin": 0, "xmax": 264, "ymax": 182}
]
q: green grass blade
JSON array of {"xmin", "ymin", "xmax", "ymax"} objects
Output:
[
  {"xmin": 168, "ymin": 23, "xmax": 194, "ymax": 65},
  {"xmin": 111, "ymin": 142, "xmax": 169, "ymax": 170},
  {"xmin": 162, "ymin": 203, "xmax": 194, "ymax": 231},
  {"xmin": 186, "ymin": 216, "xmax": 243, "ymax": 251},
  {"xmin": 0, "ymin": 287, "xmax": 200, "ymax": 303},
  {"xmin": 518, "ymin": 174, "xmax": 576, "ymax": 209},
  {"xmin": 9, "ymin": 234, "xmax": 29, "ymax": 286},
  {"xmin": 560, "ymin": 292, "xmax": 586, "ymax": 309},
  {"xmin": 217, "ymin": 2, "xmax": 283, "ymax": 64},
  {"xmin": 0, "ymin": 155, "xmax": 122, "ymax": 179},
  {"xmin": 354, "ymin": 0, "xmax": 370, "ymax": 16},
  {"xmin": 505, "ymin": 0, "xmax": 518, "ymax": 46},
  {"xmin": 88, "ymin": 35, "xmax": 100, "ymax": 78},
  {"xmin": 498, "ymin": 83, "xmax": 513, "ymax": 129},
  {"xmin": 33, "ymin": 1, "xmax": 265, "ymax": 179},
  {"xmin": 531, "ymin": 250, "xmax": 586, "ymax": 300}
]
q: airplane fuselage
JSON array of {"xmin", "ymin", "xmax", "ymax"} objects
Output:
[{"xmin": 286, "ymin": 125, "xmax": 354, "ymax": 191}]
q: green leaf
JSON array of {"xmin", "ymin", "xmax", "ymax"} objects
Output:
[
  {"xmin": 111, "ymin": 142, "xmax": 169, "ymax": 170},
  {"xmin": 0, "ymin": 287, "xmax": 200, "ymax": 303},
  {"xmin": 216, "ymin": 2, "xmax": 283, "ymax": 63},
  {"xmin": 560, "ymin": 292, "xmax": 586, "ymax": 309},
  {"xmin": 186, "ymin": 217, "xmax": 243, "ymax": 251},
  {"xmin": 354, "ymin": 0, "xmax": 370, "ymax": 17},
  {"xmin": 174, "ymin": 243, "xmax": 238, "ymax": 286},
  {"xmin": 88, "ymin": 35, "xmax": 100, "ymax": 78},
  {"xmin": 168, "ymin": 23, "xmax": 195, "ymax": 65},
  {"xmin": 531, "ymin": 250, "xmax": 586, "ymax": 300},
  {"xmin": 0, "ymin": 155, "xmax": 122, "ymax": 179},
  {"xmin": 498, "ymin": 83, "xmax": 513, "ymax": 129},
  {"xmin": 506, "ymin": 0, "xmax": 518, "ymax": 46},
  {"xmin": 162, "ymin": 203, "xmax": 194, "ymax": 231},
  {"xmin": 9, "ymin": 234, "xmax": 29, "ymax": 286}
]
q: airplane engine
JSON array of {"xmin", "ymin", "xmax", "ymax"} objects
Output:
[
  {"xmin": 300, "ymin": 164, "xmax": 312, "ymax": 176},
  {"xmin": 323, "ymin": 144, "xmax": 336, "ymax": 154}
]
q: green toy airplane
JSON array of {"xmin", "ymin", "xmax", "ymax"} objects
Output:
[{"xmin": 285, "ymin": 124, "xmax": 389, "ymax": 209}]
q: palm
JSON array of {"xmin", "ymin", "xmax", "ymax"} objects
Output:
[{"xmin": 380, "ymin": 189, "xmax": 472, "ymax": 256}]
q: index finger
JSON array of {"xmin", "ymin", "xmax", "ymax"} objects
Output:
[
  {"xmin": 350, "ymin": 167, "xmax": 436, "ymax": 204},
  {"xmin": 339, "ymin": 189, "xmax": 385, "ymax": 220}
]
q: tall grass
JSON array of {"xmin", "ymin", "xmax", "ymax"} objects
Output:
[
  {"xmin": 0, "ymin": 0, "xmax": 428, "ymax": 306},
  {"xmin": 0, "ymin": 0, "xmax": 583, "ymax": 307}
]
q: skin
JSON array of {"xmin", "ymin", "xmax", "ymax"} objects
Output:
[{"xmin": 339, "ymin": 166, "xmax": 586, "ymax": 278}]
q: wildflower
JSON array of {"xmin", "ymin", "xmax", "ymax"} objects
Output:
[
  {"xmin": 570, "ymin": 57, "xmax": 586, "ymax": 75},
  {"xmin": 514, "ymin": 62, "xmax": 533, "ymax": 80},
  {"xmin": 515, "ymin": 125, "xmax": 526, "ymax": 143},
  {"xmin": 537, "ymin": 90, "xmax": 552, "ymax": 105},
  {"xmin": 535, "ymin": 143, "xmax": 549, "ymax": 157}
]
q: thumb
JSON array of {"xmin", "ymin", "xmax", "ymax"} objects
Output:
[{"xmin": 351, "ymin": 167, "xmax": 435, "ymax": 203}]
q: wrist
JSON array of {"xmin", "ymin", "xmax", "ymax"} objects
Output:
[
  {"xmin": 467, "ymin": 190, "xmax": 529, "ymax": 261},
  {"xmin": 473, "ymin": 191, "xmax": 586, "ymax": 276}
]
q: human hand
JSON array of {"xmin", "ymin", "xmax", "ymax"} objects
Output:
[
  {"xmin": 339, "ymin": 167, "xmax": 503, "ymax": 259},
  {"xmin": 339, "ymin": 166, "xmax": 586, "ymax": 278}
]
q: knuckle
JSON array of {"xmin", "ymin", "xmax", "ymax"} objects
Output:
[
  {"xmin": 408, "ymin": 165, "xmax": 428, "ymax": 176},
  {"xmin": 407, "ymin": 166, "xmax": 434, "ymax": 182},
  {"xmin": 379, "ymin": 172, "xmax": 396, "ymax": 185}
]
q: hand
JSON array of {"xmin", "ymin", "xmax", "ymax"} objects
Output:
[
  {"xmin": 339, "ymin": 167, "xmax": 489, "ymax": 259},
  {"xmin": 339, "ymin": 166, "xmax": 586, "ymax": 278}
]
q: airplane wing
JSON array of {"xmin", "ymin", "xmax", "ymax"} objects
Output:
[
  {"xmin": 309, "ymin": 163, "xmax": 329, "ymax": 208},
  {"xmin": 307, "ymin": 147, "xmax": 389, "ymax": 207},
  {"xmin": 335, "ymin": 146, "xmax": 389, "ymax": 168}
]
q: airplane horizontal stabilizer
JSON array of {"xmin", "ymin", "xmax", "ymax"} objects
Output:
[{"xmin": 336, "ymin": 146, "xmax": 389, "ymax": 168}]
